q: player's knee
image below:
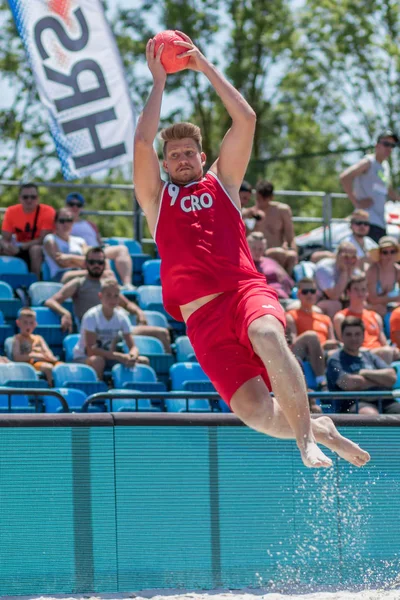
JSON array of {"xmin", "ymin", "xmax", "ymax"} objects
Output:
[{"xmin": 248, "ymin": 315, "xmax": 285, "ymax": 353}]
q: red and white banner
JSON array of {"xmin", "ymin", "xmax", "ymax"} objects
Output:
[{"xmin": 9, "ymin": 0, "xmax": 135, "ymax": 179}]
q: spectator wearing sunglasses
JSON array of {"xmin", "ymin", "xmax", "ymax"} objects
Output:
[
  {"xmin": 45, "ymin": 247, "xmax": 171, "ymax": 351},
  {"xmin": 366, "ymin": 236, "xmax": 400, "ymax": 317},
  {"xmin": 65, "ymin": 193, "xmax": 135, "ymax": 291},
  {"xmin": 343, "ymin": 209, "xmax": 377, "ymax": 270},
  {"xmin": 340, "ymin": 129, "xmax": 400, "ymax": 242},
  {"xmin": 286, "ymin": 278, "xmax": 340, "ymax": 392},
  {"xmin": 43, "ymin": 208, "xmax": 89, "ymax": 282},
  {"xmin": 0, "ymin": 182, "xmax": 55, "ymax": 277}
]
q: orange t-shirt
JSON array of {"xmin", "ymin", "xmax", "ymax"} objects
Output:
[
  {"xmin": 338, "ymin": 308, "xmax": 382, "ymax": 349},
  {"xmin": 390, "ymin": 307, "xmax": 400, "ymax": 344},
  {"xmin": 287, "ymin": 309, "xmax": 332, "ymax": 344},
  {"xmin": 2, "ymin": 203, "xmax": 55, "ymax": 242}
]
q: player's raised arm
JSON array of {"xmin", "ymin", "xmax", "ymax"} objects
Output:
[
  {"xmin": 133, "ymin": 39, "xmax": 166, "ymax": 210},
  {"xmin": 174, "ymin": 32, "xmax": 256, "ymax": 195}
]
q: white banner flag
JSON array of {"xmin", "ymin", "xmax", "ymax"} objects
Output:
[{"xmin": 8, "ymin": 0, "xmax": 135, "ymax": 179}]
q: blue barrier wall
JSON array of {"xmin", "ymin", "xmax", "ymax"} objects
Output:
[{"xmin": 0, "ymin": 414, "xmax": 400, "ymax": 595}]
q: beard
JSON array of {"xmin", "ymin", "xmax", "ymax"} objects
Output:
[{"xmin": 170, "ymin": 166, "xmax": 203, "ymax": 185}]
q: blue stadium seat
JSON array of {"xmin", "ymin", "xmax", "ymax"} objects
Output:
[
  {"xmin": 134, "ymin": 335, "xmax": 165, "ymax": 354},
  {"xmin": 130, "ymin": 254, "xmax": 152, "ymax": 285},
  {"xmin": 30, "ymin": 307, "xmax": 61, "ymax": 325},
  {"xmin": 0, "ymin": 362, "xmax": 38, "ymax": 384},
  {"xmin": 164, "ymin": 396, "xmax": 211, "ymax": 413},
  {"xmin": 111, "ymin": 363, "xmax": 157, "ymax": 388},
  {"xmin": 385, "ymin": 312, "xmax": 391, "ymax": 339},
  {"xmin": 44, "ymin": 388, "xmax": 87, "ymax": 413},
  {"xmin": 4, "ymin": 337, "xmax": 13, "ymax": 360},
  {"xmin": 142, "ymin": 259, "xmax": 161, "ymax": 285},
  {"xmin": 293, "ymin": 261, "xmax": 317, "ymax": 282},
  {"xmin": 0, "ymin": 256, "xmax": 28, "ymax": 275},
  {"xmin": 29, "ymin": 282, "xmax": 63, "ymax": 306},
  {"xmin": 0, "ymin": 391, "xmax": 31, "ymax": 412},
  {"xmin": 107, "ymin": 390, "xmax": 161, "ymax": 412},
  {"xmin": 41, "ymin": 262, "xmax": 51, "ymax": 281},
  {"xmin": 107, "ymin": 238, "xmax": 143, "ymax": 254},
  {"xmin": 132, "ymin": 335, "xmax": 174, "ymax": 383},
  {"xmin": 63, "ymin": 334, "xmax": 80, "ymax": 362},
  {"xmin": 122, "ymin": 381, "xmax": 167, "ymax": 392},
  {"xmin": 182, "ymin": 381, "xmax": 216, "ymax": 392},
  {"xmin": 0, "ymin": 313, "xmax": 14, "ymax": 353},
  {"xmin": 302, "ymin": 360, "xmax": 318, "ymax": 390},
  {"xmin": 1, "ymin": 273, "xmax": 38, "ymax": 290},
  {"xmin": 391, "ymin": 361, "xmax": 400, "ymax": 390},
  {"xmin": 170, "ymin": 362, "xmax": 209, "ymax": 390},
  {"xmin": 0, "ymin": 281, "xmax": 22, "ymax": 320},
  {"xmin": 136, "ymin": 285, "xmax": 164, "ymax": 312},
  {"xmin": 174, "ymin": 336, "xmax": 196, "ymax": 362},
  {"xmin": 52, "ymin": 363, "xmax": 98, "ymax": 386},
  {"xmin": 143, "ymin": 310, "xmax": 169, "ymax": 328}
]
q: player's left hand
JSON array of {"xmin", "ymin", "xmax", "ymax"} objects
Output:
[{"xmin": 173, "ymin": 31, "xmax": 207, "ymax": 72}]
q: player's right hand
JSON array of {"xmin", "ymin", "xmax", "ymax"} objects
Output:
[{"xmin": 146, "ymin": 38, "xmax": 167, "ymax": 84}]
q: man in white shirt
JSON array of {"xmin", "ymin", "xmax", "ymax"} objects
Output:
[
  {"xmin": 66, "ymin": 193, "xmax": 135, "ymax": 291},
  {"xmin": 340, "ymin": 129, "xmax": 400, "ymax": 242},
  {"xmin": 73, "ymin": 278, "xmax": 148, "ymax": 379},
  {"xmin": 343, "ymin": 209, "xmax": 378, "ymax": 270}
]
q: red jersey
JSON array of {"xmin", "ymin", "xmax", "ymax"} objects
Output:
[{"xmin": 155, "ymin": 171, "xmax": 266, "ymax": 320}]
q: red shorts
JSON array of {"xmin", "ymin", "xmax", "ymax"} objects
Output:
[{"xmin": 186, "ymin": 281, "xmax": 286, "ymax": 407}]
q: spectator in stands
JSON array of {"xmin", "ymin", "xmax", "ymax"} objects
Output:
[
  {"xmin": 45, "ymin": 246, "xmax": 171, "ymax": 351},
  {"xmin": 340, "ymin": 129, "xmax": 400, "ymax": 242},
  {"xmin": 247, "ymin": 232, "xmax": 294, "ymax": 302},
  {"xmin": 286, "ymin": 277, "xmax": 340, "ymax": 389},
  {"xmin": 390, "ymin": 304, "xmax": 400, "ymax": 349},
  {"xmin": 326, "ymin": 316, "xmax": 398, "ymax": 414},
  {"xmin": 43, "ymin": 208, "xmax": 89, "ymax": 283},
  {"xmin": 334, "ymin": 273, "xmax": 399, "ymax": 364},
  {"xmin": 12, "ymin": 308, "xmax": 62, "ymax": 385},
  {"xmin": 315, "ymin": 241, "xmax": 359, "ymax": 319},
  {"xmin": 72, "ymin": 278, "xmax": 148, "ymax": 379},
  {"xmin": 0, "ymin": 183, "xmax": 55, "ymax": 278},
  {"xmin": 66, "ymin": 193, "xmax": 135, "ymax": 291},
  {"xmin": 343, "ymin": 209, "xmax": 378, "ymax": 271},
  {"xmin": 240, "ymin": 181, "xmax": 264, "ymax": 233},
  {"xmin": 252, "ymin": 180, "xmax": 298, "ymax": 275},
  {"xmin": 366, "ymin": 236, "xmax": 400, "ymax": 317}
]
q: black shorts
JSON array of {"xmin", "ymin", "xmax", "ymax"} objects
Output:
[{"xmin": 368, "ymin": 224, "xmax": 386, "ymax": 243}]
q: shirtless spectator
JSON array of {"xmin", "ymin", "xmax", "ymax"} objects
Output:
[
  {"xmin": 247, "ymin": 232, "xmax": 294, "ymax": 303},
  {"xmin": 343, "ymin": 209, "xmax": 377, "ymax": 271},
  {"xmin": 66, "ymin": 193, "xmax": 135, "ymax": 291},
  {"xmin": 315, "ymin": 241, "xmax": 359, "ymax": 319},
  {"xmin": 0, "ymin": 183, "xmax": 55, "ymax": 278},
  {"xmin": 327, "ymin": 316, "xmax": 398, "ymax": 414},
  {"xmin": 286, "ymin": 277, "xmax": 340, "ymax": 387},
  {"xmin": 45, "ymin": 246, "xmax": 171, "ymax": 351},
  {"xmin": 240, "ymin": 181, "xmax": 264, "ymax": 233},
  {"xmin": 334, "ymin": 273, "xmax": 399, "ymax": 364},
  {"xmin": 253, "ymin": 180, "xmax": 297, "ymax": 275}
]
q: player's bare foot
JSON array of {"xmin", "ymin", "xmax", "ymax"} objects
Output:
[
  {"xmin": 314, "ymin": 416, "xmax": 371, "ymax": 467},
  {"xmin": 298, "ymin": 440, "xmax": 333, "ymax": 468}
]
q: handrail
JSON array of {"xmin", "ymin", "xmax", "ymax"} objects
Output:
[
  {"xmin": 0, "ymin": 388, "xmax": 69, "ymax": 411},
  {"xmin": 82, "ymin": 391, "xmax": 221, "ymax": 412}
]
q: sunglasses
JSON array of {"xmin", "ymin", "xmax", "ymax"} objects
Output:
[
  {"xmin": 352, "ymin": 220, "xmax": 369, "ymax": 226},
  {"xmin": 21, "ymin": 194, "xmax": 38, "ymax": 200},
  {"xmin": 300, "ymin": 289, "xmax": 317, "ymax": 295},
  {"xmin": 381, "ymin": 248, "xmax": 398, "ymax": 255},
  {"xmin": 87, "ymin": 259, "xmax": 105, "ymax": 266},
  {"xmin": 380, "ymin": 141, "xmax": 397, "ymax": 148},
  {"xmin": 57, "ymin": 218, "xmax": 73, "ymax": 224},
  {"xmin": 67, "ymin": 202, "xmax": 83, "ymax": 208}
]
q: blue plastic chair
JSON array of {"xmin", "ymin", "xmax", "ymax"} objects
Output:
[
  {"xmin": 29, "ymin": 282, "xmax": 63, "ymax": 306},
  {"xmin": 41, "ymin": 261, "xmax": 51, "ymax": 281},
  {"xmin": 0, "ymin": 257, "xmax": 28, "ymax": 275},
  {"xmin": 1, "ymin": 273, "xmax": 38, "ymax": 290},
  {"xmin": 122, "ymin": 381, "xmax": 167, "ymax": 392},
  {"xmin": 0, "ymin": 362, "xmax": 38, "ymax": 385},
  {"xmin": 52, "ymin": 363, "xmax": 98, "ymax": 386},
  {"xmin": 107, "ymin": 390, "xmax": 161, "ymax": 412},
  {"xmin": 111, "ymin": 363, "xmax": 157, "ymax": 388},
  {"xmin": 0, "ymin": 319, "xmax": 14, "ymax": 353},
  {"xmin": 130, "ymin": 254, "xmax": 152, "ymax": 285},
  {"xmin": 30, "ymin": 307, "xmax": 61, "ymax": 324},
  {"xmin": 0, "ymin": 391, "xmax": 31, "ymax": 412},
  {"xmin": 164, "ymin": 396, "xmax": 211, "ymax": 413},
  {"xmin": 134, "ymin": 335, "xmax": 165, "ymax": 354},
  {"xmin": 182, "ymin": 381, "xmax": 216, "ymax": 392},
  {"xmin": 391, "ymin": 361, "xmax": 400, "ymax": 390},
  {"xmin": 4, "ymin": 337, "xmax": 13, "ymax": 360},
  {"xmin": 136, "ymin": 285, "xmax": 165, "ymax": 312},
  {"xmin": 302, "ymin": 360, "xmax": 318, "ymax": 390},
  {"xmin": 44, "ymin": 388, "xmax": 88, "ymax": 413},
  {"xmin": 169, "ymin": 362, "xmax": 210, "ymax": 390},
  {"xmin": 0, "ymin": 281, "xmax": 22, "ymax": 320},
  {"xmin": 385, "ymin": 312, "xmax": 392, "ymax": 339},
  {"xmin": 142, "ymin": 259, "xmax": 161, "ymax": 285},
  {"xmin": 143, "ymin": 310, "xmax": 169, "ymax": 328},
  {"xmin": 107, "ymin": 238, "xmax": 142, "ymax": 254},
  {"xmin": 63, "ymin": 334, "xmax": 80, "ymax": 362},
  {"xmin": 174, "ymin": 336, "xmax": 196, "ymax": 362}
]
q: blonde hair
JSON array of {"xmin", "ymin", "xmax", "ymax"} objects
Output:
[
  {"xmin": 247, "ymin": 231, "xmax": 266, "ymax": 244},
  {"xmin": 100, "ymin": 277, "xmax": 120, "ymax": 293},
  {"xmin": 350, "ymin": 209, "xmax": 369, "ymax": 221},
  {"xmin": 160, "ymin": 122, "xmax": 202, "ymax": 155},
  {"xmin": 18, "ymin": 308, "xmax": 36, "ymax": 319}
]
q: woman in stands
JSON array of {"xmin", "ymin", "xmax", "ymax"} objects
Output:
[{"xmin": 366, "ymin": 236, "xmax": 400, "ymax": 317}]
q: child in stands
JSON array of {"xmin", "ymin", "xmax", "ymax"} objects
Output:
[{"xmin": 13, "ymin": 308, "xmax": 62, "ymax": 385}]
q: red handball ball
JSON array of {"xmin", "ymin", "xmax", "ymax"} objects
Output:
[{"xmin": 153, "ymin": 30, "xmax": 190, "ymax": 74}]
